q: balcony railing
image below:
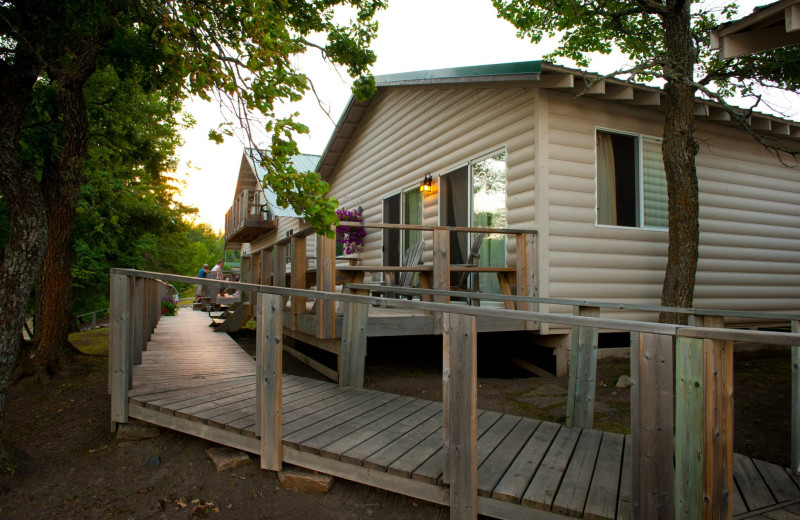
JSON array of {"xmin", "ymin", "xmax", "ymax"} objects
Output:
[{"xmin": 224, "ymin": 189, "xmax": 277, "ymax": 245}]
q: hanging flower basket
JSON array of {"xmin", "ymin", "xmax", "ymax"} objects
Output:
[{"xmin": 336, "ymin": 208, "xmax": 366, "ymax": 255}]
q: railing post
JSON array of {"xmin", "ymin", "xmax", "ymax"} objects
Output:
[
  {"xmin": 291, "ymin": 234, "xmax": 307, "ymax": 330},
  {"xmin": 793, "ymin": 319, "xmax": 800, "ymax": 475},
  {"xmin": 339, "ymin": 296, "xmax": 369, "ymax": 388},
  {"xmin": 132, "ymin": 277, "xmax": 144, "ymax": 365},
  {"xmin": 257, "ymin": 292, "xmax": 283, "ymax": 471},
  {"xmin": 566, "ymin": 305, "xmax": 599, "ymax": 428},
  {"xmin": 110, "ymin": 273, "xmax": 132, "ymax": 431},
  {"xmin": 442, "ymin": 312, "xmax": 478, "ymax": 520},
  {"xmin": 274, "ymin": 244, "xmax": 287, "ymax": 299},
  {"xmin": 316, "ymin": 233, "xmax": 337, "ymax": 339},
  {"xmin": 432, "ymin": 229, "xmax": 450, "ymax": 335},
  {"xmin": 631, "ymin": 332, "xmax": 674, "ymax": 519},
  {"xmin": 675, "ymin": 330, "xmax": 703, "ymax": 518},
  {"xmin": 250, "ymin": 252, "xmax": 260, "ymax": 306},
  {"xmin": 515, "ymin": 232, "xmax": 536, "ymax": 330},
  {"xmin": 699, "ymin": 314, "xmax": 734, "ymax": 519}
]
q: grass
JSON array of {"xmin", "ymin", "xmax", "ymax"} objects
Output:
[{"xmin": 70, "ymin": 328, "xmax": 110, "ymax": 356}]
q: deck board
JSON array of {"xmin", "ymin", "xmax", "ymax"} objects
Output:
[{"xmin": 122, "ymin": 311, "xmax": 800, "ymax": 520}]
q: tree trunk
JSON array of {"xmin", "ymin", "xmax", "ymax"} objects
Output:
[
  {"xmin": 0, "ymin": 2, "xmax": 48, "ymax": 460},
  {"xmin": 28, "ymin": 37, "xmax": 102, "ymax": 375},
  {"xmin": 659, "ymin": 1, "xmax": 700, "ymax": 324}
]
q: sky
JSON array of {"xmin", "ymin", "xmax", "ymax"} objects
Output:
[{"xmin": 173, "ymin": 0, "xmax": 775, "ymax": 233}]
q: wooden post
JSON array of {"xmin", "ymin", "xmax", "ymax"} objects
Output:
[
  {"xmin": 132, "ymin": 277, "xmax": 144, "ymax": 365},
  {"xmin": 442, "ymin": 312, "xmax": 478, "ymax": 520},
  {"xmin": 792, "ymin": 320, "xmax": 800, "ymax": 475},
  {"xmin": 631, "ymin": 332, "xmax": 674, "ymax": 520},
  {"xmin": 675, "ymin": 334, "xmax": 704, "ymax": 519},
  {"xmin": 257, "ymin": 293, "xmax": 283, "ymax": 471},
  {"xmin": 316, "ymin": 233, "xmax": 337, "ymax": 339},
  {"xmin": 432, "ymin": 229, "xmax": 450, "ymax": 335},
  {"xmin": 515, "ymin": 232, "xmax": 536, "ymax": 330},
  {"xmin": 291, "ymin": 235, "xmax": 307, "ymax": 330},
  {"xmin": 274, "ymin": 244, "xmax": 287, "ymax": 303},
  {"xmin": 700, "ymin": 315, "xmax": 733, "ymax": 519},
  {"xmin": 250, "ymin": 253, "xmax": 260, "ymax": 306},
  {"xmin": 566, "ymin": 305, "xmax": 599, "ymax": 428},
  {"xmin": 110, "ymin": 273, "xmax": 132, "ymax": 430},
  {"xmin": 339, "ymin": 300, "xmax": 369, "ymax": 388}
]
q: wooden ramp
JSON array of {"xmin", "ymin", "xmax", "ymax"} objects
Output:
[{"xmin": 126, "ymin": 310, "xmax": 800, "ymax": 520}]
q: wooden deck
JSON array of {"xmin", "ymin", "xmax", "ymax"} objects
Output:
[{"xmin": 126, "ymin": 310, "xmax": 800, "ymax": 520}]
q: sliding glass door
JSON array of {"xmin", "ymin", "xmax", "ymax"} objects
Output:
[
  {"xmin": 439, "ymin": 151, "xmax": 507, "ymax": 294},
  {"xmin": 382, "ymin": 187, "xmax": 423, "ymax": 266}
]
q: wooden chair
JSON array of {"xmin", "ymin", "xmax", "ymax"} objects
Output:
[
  {"xmin": 377, "ymin": 241, "xmax": 425, "ymax": 299},
  {"xmin": 453, "ymin": 232, "xmax": 485, "ymax": 305}
]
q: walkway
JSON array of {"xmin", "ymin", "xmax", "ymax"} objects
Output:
[{"xmin": 125, "ymin": 310, "xmax": 800, "ymax": 520}]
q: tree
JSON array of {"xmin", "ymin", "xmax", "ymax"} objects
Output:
[
  {"xmin": 492, "ymin": 0, "xmax": 800, "ymax": 323},
  {"xmin": 0, "ymin": 0, "xmax": 385, "ymax": 462}
]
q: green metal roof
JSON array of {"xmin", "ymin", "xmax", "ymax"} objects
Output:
[{"xmin": 375, "ymin": 60, "xmax": 543, "ymax": 85}]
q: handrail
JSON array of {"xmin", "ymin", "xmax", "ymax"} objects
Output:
[
  {"xmin": 344, "ymin": 283, "xmax": 800, "ymax": 322},
  {"xmin": 111, "ymin": 269, "xmax": 800, "ymax": 346},
  {"xmin": 109, "ymin": 268, "xmax": 800, "ymax": 519}
]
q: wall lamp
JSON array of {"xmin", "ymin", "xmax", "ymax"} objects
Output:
[{"xmin": 420, "ymin": 173, "xmax": 433, "ymax": 193}]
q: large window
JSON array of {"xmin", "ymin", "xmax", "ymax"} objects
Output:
[{"xmin": 596, "ymin": 130, "xmax": 668, "ymax": 229}]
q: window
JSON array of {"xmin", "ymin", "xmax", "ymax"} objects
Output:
[
  {"xmin": 382, "ymin": 187, "xmax": 423, "ymax": 266},
  {"xmin": 596, "ymin": 130, "xmax": 668, "ymax": 229}
]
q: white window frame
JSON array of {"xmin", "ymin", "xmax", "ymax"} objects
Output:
[{"xmin": 595, "ymin": 127, "xmax": 668, "ymax": 231}]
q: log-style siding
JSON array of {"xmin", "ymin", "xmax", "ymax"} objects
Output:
[
  {"xmin": 544, "ymin": 89, "xmax": 800, "ymax": 318},
  {"xmin": 326, "ymin": 86, "xmax": 537, "ymax": 269}
]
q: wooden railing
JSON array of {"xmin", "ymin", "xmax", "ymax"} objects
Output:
[
  {"xmin": 109, "ymin": 268, "xmax": 800, "ymax": 520},
  {"xmin": 246, "ymin": 223, "xmax": 537, "ymax": 339},
  {"xmin": 224, "ymin": 188, "xmax": 272, "ymax": 242}
]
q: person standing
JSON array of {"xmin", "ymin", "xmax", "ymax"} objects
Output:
[
  {"xmin": 210, "ymin": 260, "xmax": 225, "ymax": 297},
  {"xmin": 195, "ymin": 263, "xmax": 209, "ymax": 302}
]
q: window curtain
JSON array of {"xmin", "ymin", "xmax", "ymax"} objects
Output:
[
  {"xmin": 596, "ymin": 132, "xmax": 617, "ymax": 225},
  {"xmin": 642, "ymin": 137, "xmax": 669, "ymax": 228},
  {"xmin": 403, "ymin": 188, "xmax": 423, "ymax": 250}
]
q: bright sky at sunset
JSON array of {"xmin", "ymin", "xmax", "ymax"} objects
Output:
[{"xmin": 173, "ymin": 0, "xmax": 783, "ymax": 233}]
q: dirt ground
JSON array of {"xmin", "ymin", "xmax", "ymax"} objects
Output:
[{"xmin": 0, "ymin": 324, "xmax": 791, "ymax": 519}]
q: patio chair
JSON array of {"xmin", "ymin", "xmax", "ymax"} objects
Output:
[
  {"xmin": 375, "ymin": 240, "xmax": 425, "ymax": 299},
  {"xmin": 452, "ymin": 232, "xmax": 485, "ymax": 305}
]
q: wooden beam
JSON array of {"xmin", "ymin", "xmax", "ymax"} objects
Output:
[
  {"xmin": 632, "ymin": 332, "xmax": 675, "ymax": 519},
  {"xmin": 719, "ymin": 25, "xmax": 800, "ymax": 59},
  {"xmin": 432, "ymin": 229, "xmax": 450, "ymax": 335},
  {"xmin": 538, "ymin": 72, "xmax": 574, "ymax": 89},
  {"xmin": 339, "ymin": 301, "xmax": 369, "ymax": 388},
  {"xmin": 110, "ymin": 273, "xmax": 132, "ymax": 429},
  {"xmin": 675, "ymin": 334, "xmax": 704, "ymax": 518},
  {"xmin": 700, "ymin": 315, "xmax": 733, "ymax": 520},
  {"xmin": 789, "ymin": 4, "xmax": 800, "ymax": 32},
  {"xmin": 623, "ymin": 91, "xmax": 661, "ymax": 106},
  {"xmin": 572, "ymin": 79, "xmax": 606, "ymax": 96},
  {"xmin": 291, "ymin": 235, "xmax": 307, "ymax": 330},
  {"xmin": 316, "ymin": 233, "xmax": 337, "ymax": 339},
  {"xmin": 566, "ymin": 305, "xmax": 599, "ymax": 429},
  {"xmin": 442, "ymin": 312, "xmax": 478, "ymax": 519},
  {"xmin": 600, "ymin": 85, "xmax": 634, "ymax": 100},
  {"xmin": 258, "ymin": 293, "xmax": 283, "ymax": 471}
]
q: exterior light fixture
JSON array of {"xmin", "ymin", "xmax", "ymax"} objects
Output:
[{"xmin": 420, "ymin": 174, "xmax": 433, "ymax": 193}]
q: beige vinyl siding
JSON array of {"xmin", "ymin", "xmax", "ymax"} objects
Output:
[
  {"xmin": 544, "ymin": 90, "xmax": 800, "ymax": 315},
  {"xmin": 326, "ymin": 86, "xmax": 536, "ymax": 268}
]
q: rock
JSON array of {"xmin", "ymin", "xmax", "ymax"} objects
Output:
[
  {"xmin": 205, "ymin": 447, "xmax": 251, "ymax": 472},
  {"xmin": 517, "ymin": 395, "xmax": 566, "ymax": 408},
  {"xmin": 278, "ymin": 468, "xmax": 334, "ymax": 494},
  {"xmin": 616, "ymin": 375, "xmax": 632, "ymax": 389},
  {"xmin": 525, "ymin": 383, "xmax": 568, "ymax": 397},
  {"xmin": 116, "ymin": 422, "xmax": 160, "ymax": 442}
]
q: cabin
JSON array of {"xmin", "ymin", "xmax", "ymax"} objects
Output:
[{"xmin": 222, "ymin": 60, "xmax": 800, "ymax": 376}]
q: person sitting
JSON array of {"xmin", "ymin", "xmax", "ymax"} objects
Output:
[{"xmin": 194, "ymin": 263, "xmax": 209, "ymax": 302}]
